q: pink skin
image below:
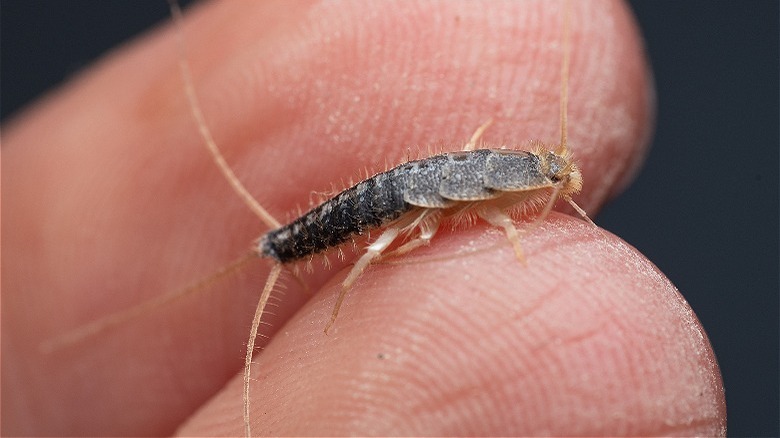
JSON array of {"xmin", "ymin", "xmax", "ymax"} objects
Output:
[{"xmin": 3, "ymin": 0, "xmax": 725, "ymax": 436}]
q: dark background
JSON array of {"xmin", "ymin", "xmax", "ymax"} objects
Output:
[{"xmin": 2, "ymin": 1, "xmax": 778, "ymax": 435}]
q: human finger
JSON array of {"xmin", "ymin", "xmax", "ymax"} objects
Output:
[
  {"xmin": 3, "ymin": 0, "xmax": 653, "ymax": 435},
  {"xmin": 179, "ymin": 216, "xmax": 725, "ymax": 435}
]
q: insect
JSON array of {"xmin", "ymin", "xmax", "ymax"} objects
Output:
[
  {"xmin": 42, "ymin": 1, "xmax": 593, "ymax": 436},
  {"xmin": 171, "ymin": 1, "xmax": 592, "ymax": 435}
]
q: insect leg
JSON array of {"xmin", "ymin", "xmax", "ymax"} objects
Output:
[
  {"xmin": 462, "ymin": 119, "xmax": 494, "ymax": 151},
  {"xmin": 477, "ymin": 206, "xmax": 526, "ymax": 263},
  {"xmin": 323, "ymin": 226, "xmax": 403, "ymax": 334},
  {"xmin": 385, "ymin": 210, "xmax": 442, "ymax": 257},
  {"xmin": 528, "ymin": 185, "xmax": 563, "ymax": 230}
]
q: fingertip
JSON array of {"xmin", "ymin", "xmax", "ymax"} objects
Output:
[
  {"xmin": 173, "ymin": 1, "xmax": 691, "ymax": 434},
  {"xmin": 182, "ymin": 214, "xmax": 724, "ymax": 435}
]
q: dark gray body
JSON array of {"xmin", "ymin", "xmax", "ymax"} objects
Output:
[{"xmin": 258, "ymin": 149, "xmax": 554, "ymax": 263}]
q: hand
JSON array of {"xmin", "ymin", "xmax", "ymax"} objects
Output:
[{"xmin": 4, "ymin": 0, "xmax": 725, "ymax": 435}]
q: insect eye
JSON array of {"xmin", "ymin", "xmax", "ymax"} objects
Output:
[{"xmin": 548, "ymin": 161, "xmax": 562, "ymax": 177}]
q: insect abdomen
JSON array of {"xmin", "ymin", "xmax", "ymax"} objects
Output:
[{"xmin": 259, "ymin": 171, "xmax": 410, "ymax": 262}]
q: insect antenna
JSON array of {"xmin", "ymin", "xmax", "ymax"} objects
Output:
[
  {"xmin": 554, "ymin": 0, "xmax": 596, "ymax": 227},
  {"xmin": 556, "ymin": 0, "xmax": 571, "ymax": 157},
  {"xmin": 566, "ymin": 197, "xmax": 596, "ymax": 226}
]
